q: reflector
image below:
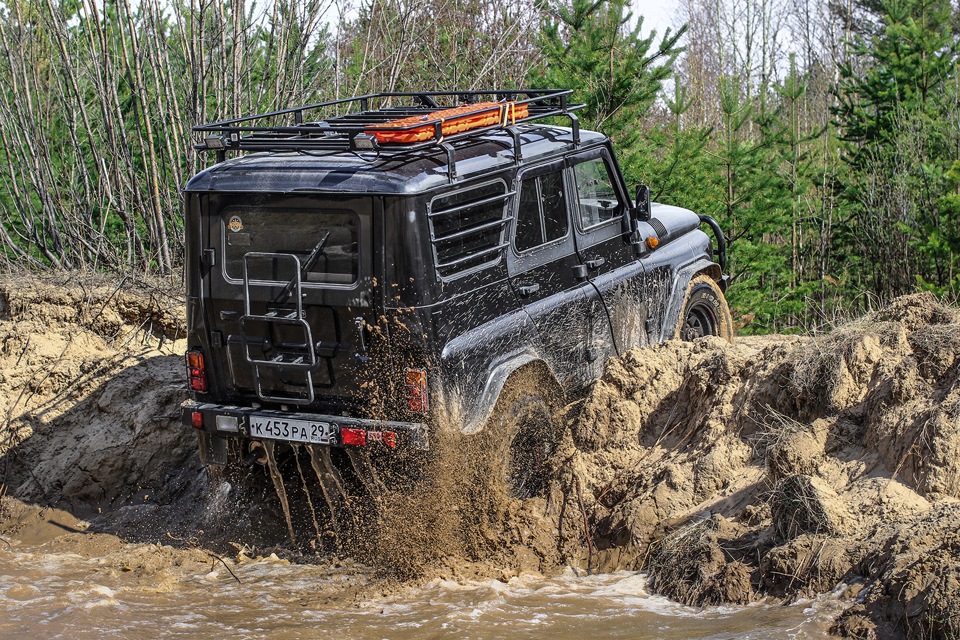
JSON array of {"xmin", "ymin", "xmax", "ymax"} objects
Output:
[
  {"xmin": 191, "ymin": 411, "xmax": 204, "ymax": 429},
  {"xmin": 341, "ymin": 427, "xmax": 367, "ymax": 447},
  {"xmin": 368, "ymin": 430, "xmax": 398, "ymax": 449}
]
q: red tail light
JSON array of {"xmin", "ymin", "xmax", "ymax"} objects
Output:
[
  {"xmin": 191, "ymin": 411, "xmax": 204, "ymax": 429},
  {"xmin": 186, "ymin": 350, "xmax": 208, "ymax": 393},
  {"xmin": 341, "ymin": 427, "xmax": 367, "ymax": 447},
  {"xmin": 405, "ymin": 368, "xmax": 428, "ymax": 413}
]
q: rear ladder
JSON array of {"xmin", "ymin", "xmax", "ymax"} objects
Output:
[{"xmin": 240, "ymin": 252, "xmax": 317, "ymax": 405}]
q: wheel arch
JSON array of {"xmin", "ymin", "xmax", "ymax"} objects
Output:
[
  {"xmin": 660, "ymin": 257, "xmax": 722, "ymax": 342},
  {"xmin": 461, "ymin": 357, "xmax": 563, "ymax": 435}
]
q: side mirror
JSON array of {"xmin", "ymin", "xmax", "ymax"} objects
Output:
[{"xmin": 633, "ymin": 185, "xmax": 651, "ymax": 221}]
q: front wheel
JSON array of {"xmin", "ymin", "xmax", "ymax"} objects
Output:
[{"xmin": 676, "ymin": 275, "xmax": 734, "ymax": 343}]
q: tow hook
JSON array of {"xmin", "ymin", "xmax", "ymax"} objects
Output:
[{"xmin": 246, "ymin": 440, "xmax": 269, "ymax": 466}]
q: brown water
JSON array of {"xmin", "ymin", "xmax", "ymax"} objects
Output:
[{"xmin": 0, "ymin": 538, "xmax": 844, "ymax": 640}]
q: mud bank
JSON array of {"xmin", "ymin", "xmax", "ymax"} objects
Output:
[
  {"xmin": 0, "ymin": 275, "xmax": 236, "ymax": 544},
  {"xmin": 1, "ymin": 275, "xmax": 958, "ymax": 638},
  {"xmin": 557, "ymin": 293, "xmax": 960, "ymax": 639}
]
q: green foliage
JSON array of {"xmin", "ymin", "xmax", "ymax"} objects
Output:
[
  {"xmin": 832, "ymin": 0, "xmax": 960, "ymax": 297},
  {"xmin": 2, "ymin": 0, "xmax": 959, "ymax": 336},
  {"xmin": 533, "ymin": 0, "xmax": 684, "ymax": 141}
]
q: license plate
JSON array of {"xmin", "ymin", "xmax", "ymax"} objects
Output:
[{"xmin": 248, "ymin": 416, "xmax": 339, "ymax": 445}]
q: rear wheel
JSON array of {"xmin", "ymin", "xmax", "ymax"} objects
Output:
[
  {"xmin": 677, "ymin": 275, "xmax": 734, "ymax": 343},
  {"xmin": 481, "ymin": 370, "xmax": 563, "ymax": 501},
  {"xmin": 502, "ymin": 394, "xmax": 557, "ymax": 499}
]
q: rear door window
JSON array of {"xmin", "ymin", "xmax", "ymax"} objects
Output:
[
  {"xmin": 572, "ymin": 158, "xmax": 624, "ymax": 229},
  {"xmin": 221, "ymin": 208, "xmax": 359, "ymax": 285}
]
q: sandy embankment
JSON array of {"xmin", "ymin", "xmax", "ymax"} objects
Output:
[
  {"xmin": 0, "ymin": 275, "xmax": 958, "ymax": 639},
  {"xmin": 554, "ymin": 293, "xmax": 960, "ymax": 639}
]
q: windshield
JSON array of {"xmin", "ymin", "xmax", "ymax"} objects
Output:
[{"xmin": 221, "ymin": 208, "xmax": 358, "ymax": 285}]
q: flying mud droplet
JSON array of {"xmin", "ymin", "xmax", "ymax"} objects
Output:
[{"xmin": 345, "ymin": 449, "xmax": 387, "ymax": 505}]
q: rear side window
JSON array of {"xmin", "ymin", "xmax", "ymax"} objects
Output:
[
  {"xmin": 221, "ymin": 208, "xmax": 358, "ymax": 285},
  {"xmin": 515, "ymin": 170, "xmax": 569, "ymax": 253},
  {"xmin": 429, "ymin": 180, "xmax": 511, "ymax": 280}
]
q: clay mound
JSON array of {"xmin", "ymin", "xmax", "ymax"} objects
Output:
[
  {"xmin": 0, "ymin": 273, "xmax": 197, "ymax": 525},
  {"xmin": 556, "ymin": 293, "xmax": 960, "ymax": 640},
  {"xmin": 769, "ymin": 474, "xmax": 852, "ymax": 539},
  {"xmin": 646, "ymin": 515, "xmax": 754, "ymax": 606}
]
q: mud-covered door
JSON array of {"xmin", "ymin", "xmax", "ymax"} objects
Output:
[
  {"xmin": 506, "ymin": 162, "xmax": 609, "ymax": 390},
  {"xmin": 204, "ymin": 193, "xmax": 376, "ymax": 408},
  {"xmin": 568, "ymin": 148, "xmax": 648, "ymax": 354}
]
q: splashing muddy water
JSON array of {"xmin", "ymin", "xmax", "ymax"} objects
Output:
[
  {"xmin": 6, "ymin": 279, "xmax": 960, "ymax": 638},
  {"xmin": 0, "ymin": 535, "xmax": 844, "ymax": 640}
]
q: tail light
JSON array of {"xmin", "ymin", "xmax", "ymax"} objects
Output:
[
  {"xmin": 405, "ymin": 368, "xmax": 428, "ymax": 413},
  {"xmin": 186, "ymin": 350, "xmax": 208, "ymax": 393}
]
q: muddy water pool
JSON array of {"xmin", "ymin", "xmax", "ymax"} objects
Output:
[{"xmin": 0, "ymin": 541, "xmax": 843, "ymax": 640}]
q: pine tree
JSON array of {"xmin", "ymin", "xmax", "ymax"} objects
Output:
[
  {"xmin": 832, "ymin": 0, "xmax": 960, "ymax": 297},
  {"xmin": 533, "ymin": 0, "xmax": 684, "ymax": 152}
]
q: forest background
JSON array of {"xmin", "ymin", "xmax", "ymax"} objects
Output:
[{"xmin": 0, "ymin": 0, "xmax": 957, "ymax": 333}]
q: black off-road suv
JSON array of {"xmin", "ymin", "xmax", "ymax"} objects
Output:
[{"xmin": 181, "ymin": 89, "xmax": 732, "ymax": 494}]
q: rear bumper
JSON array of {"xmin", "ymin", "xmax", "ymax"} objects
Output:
[{"xmin": 182, "ymin": 402, "xmax": 430, "ymax": 462}]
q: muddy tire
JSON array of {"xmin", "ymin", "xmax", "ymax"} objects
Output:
[
  {"xmin": 676, "ymin": 274, "xmax": 734, "ymax": 343},
  {"xmin": 500, "ymin": 394, "xmax": 558, "ymax": 499},
  {"xmin": 481, "ymin": 369, "xmax": 563, "ymax": 500}
]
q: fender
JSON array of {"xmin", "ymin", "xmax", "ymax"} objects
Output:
[
  {"xmin": 438, "ymin": 307, "xmax": 555, "ymax": 434},
  {"xmin": 460, "ymin": 351, "xmax": 543, "ymax": 434}
]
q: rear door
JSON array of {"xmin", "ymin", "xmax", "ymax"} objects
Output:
[
  {"xmin": 506, "ymin": 161, "xmax": 611, "ymax": 390},
  {"xmin": 204, "ymin": 193, "xmax": 377, "ymax": 409}
]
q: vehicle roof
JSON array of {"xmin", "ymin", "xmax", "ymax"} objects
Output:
[{"xmin": 184, "ymin": 125, "xmax": 607, "ymax": 196}]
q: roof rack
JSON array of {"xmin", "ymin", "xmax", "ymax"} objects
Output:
[{"xmin": 194, "ymin": 89, "xmax": 585, "ymax": 178}]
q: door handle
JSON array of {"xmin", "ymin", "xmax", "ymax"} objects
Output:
[
  {"xmin": 586, "ymin": 257, "xmax": 606, "ymax": 270},
  {"xmin": 517, "ymin": 283, "xmax": 541, "ymax": 297},
  {"xmin": 220, "ymin": 310, "xmax": 240, "ymax": 320}
]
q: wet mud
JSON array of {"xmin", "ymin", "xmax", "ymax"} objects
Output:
[{"xmin": 1, "ymin": 274, "xmax": 959, "ymax": 639}]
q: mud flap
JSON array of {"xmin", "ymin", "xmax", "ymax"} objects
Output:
[{"xmin": 197, "ymin": 432, "xmax": 229, "ymax": 466}]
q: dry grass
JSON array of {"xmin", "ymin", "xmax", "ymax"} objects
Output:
[
  {"xmin": 769, "ymin": 474, "xmax": 841, "ymax": 540},
  {"xmin": 750, "ymin": 406, "xmax": 810, "ymax": 458}
]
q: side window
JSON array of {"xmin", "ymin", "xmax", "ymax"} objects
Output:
[
  {"xmin": 514, "ymin": 170, "xmax": 569, "ymax": 253},
  {"xmin": 573, "ymin": 158, "xmax": 623, "ymax": 229}
]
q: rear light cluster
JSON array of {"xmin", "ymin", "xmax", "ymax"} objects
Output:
[
  {"xmin": 405, "ymin": 368, "xmax": 429, "ymax": 413},
  {"xmin": 186, "ymin": 350, "xmax": 208, "ymax": 393}
]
